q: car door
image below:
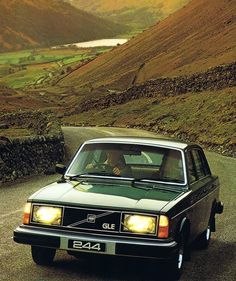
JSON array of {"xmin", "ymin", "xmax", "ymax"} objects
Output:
[{"xmin": 186, "ymin": 148, "xmax": 213, "ymax": 240}]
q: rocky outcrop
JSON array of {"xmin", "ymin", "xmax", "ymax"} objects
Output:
[
  {"xmin": 0, "ymin": 111, "xmax": 64, "ymax": 183},
  {"xmin": 75, "ymin": 61, "xmax": 236, "ymax": 113}
]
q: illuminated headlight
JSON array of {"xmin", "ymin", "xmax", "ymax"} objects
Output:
[
  {"xmin": 123, "ymin": 214, "xmax": 156, "ymax": 234},
  {"xmin": 32, "ymin": 205, "xmax": 62, "ymax": 226}
]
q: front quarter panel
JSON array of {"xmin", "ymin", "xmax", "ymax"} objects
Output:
[{"xmin": 166, "ymin": 175, "xmax": 221, "ymax": 244}]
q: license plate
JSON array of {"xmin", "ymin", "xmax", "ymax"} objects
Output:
[{"xmin": 68, "ymin": 240, "xmax": 106, "ymax": 252}]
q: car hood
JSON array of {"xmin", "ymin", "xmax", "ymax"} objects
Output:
[{"xmin": 29, "ymin": 179, "xmax": 184, "ymax": 212}]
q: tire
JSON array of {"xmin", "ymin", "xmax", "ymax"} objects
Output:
[
  {"xmin": 31, "ymin": 246, "xmax": 56, "ymax": 265},
  {"xmin": 169, "ymin": 232, "xmax": 185, "ymax": 280},
  {"xmin": 197, "ymin": 222, "xmax": 212, "ymax": 249}
]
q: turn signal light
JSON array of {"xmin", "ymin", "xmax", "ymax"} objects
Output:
[
  {"xmin": 23, "ymin": 203, "xmax": 32, "ymax": 224},
  {"xmin": 158, "ymin": 215, "xmax": 169, "ymax": 238}
]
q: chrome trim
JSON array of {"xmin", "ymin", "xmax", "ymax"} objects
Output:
[
  {"xmin": 30, "ymin": 203, "xmax": 65, "ymax": 226},
  {"xmin": 120, "ymin": 211, "xmax": 159, "ymax": 236},
  {"xmin": 25, "ymin": 225, "xmax": 163, "ymax": 242},
  {"xmin": 15, "ymin": 225, "xmax": 176, "ymax": 257},
  {"xmin": 189, "ymin": 175, "xmax": 215, "ymax": 186},
  {"xmin": 66, "ymin": 174, "xmax": 133, "ymax": 181},
  {"xmin": 65, "ymin": 142, "xmax": 187, "ymax": 186},
  {"xmin": 30, "ymin": 204, "xmax": 160, "ymax": 237},
  {"xmin": 67, "ymin": 211, "xmax": 114, "ymax": 228},
  {"xmin": 65, "ymin": 142, "xmax": 85, "ymax": 176}
]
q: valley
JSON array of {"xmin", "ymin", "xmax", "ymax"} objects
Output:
[
  {"xmin": 0, "ymin": 1, "xmax": 235, "ymax": 280},
  {"xmin": 0, "ymin": 0, "xmax": 235, "ymax": 158},
  {"xmin": 0, "ymin": 46, "xmax": 113, "ymax": 90},
  {"xmin": 66, "ymin": 0, "xmax": 190, "ymax": 32},
  {"xmin": 0, "ymin": 0, "xmax": 128, "ymax": 52}
]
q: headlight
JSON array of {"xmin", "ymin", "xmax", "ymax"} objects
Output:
[
  {"xmin": 32, "ymin": 205, "xmax": 62, "ymax": 226},
  {"xmin": 123, "ymin": 214, "xmax": 156, "ymax": 234}
]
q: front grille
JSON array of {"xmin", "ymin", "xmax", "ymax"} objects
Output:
[
  {"xmin": 61, "ymin": 206, "xmax": 158, "ymax": 239},
  {"xmin": 63, "ymin": 206, "xmax": 121, "ymax": 233}
]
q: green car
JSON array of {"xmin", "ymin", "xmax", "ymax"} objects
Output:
[{"xmin": 14, "ymin": 137, "xmax": 223, "ymax": 279}]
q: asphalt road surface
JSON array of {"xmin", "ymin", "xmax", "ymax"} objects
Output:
[{"xmin": 0, "ymin": 127, "xmax": 235, "ymax": 281}]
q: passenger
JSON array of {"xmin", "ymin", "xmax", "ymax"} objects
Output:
[{"xmin": 159, "ymin": 150, "xmax": 184, "ymax": 182}]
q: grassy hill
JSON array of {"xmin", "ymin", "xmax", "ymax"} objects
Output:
[
  {"xmin": 1, "ymin": 0, "xmax": 235, "ymax": 156},
  {"xmin": 0, "ymin": 0, "xmax": 128, "ymax": 52},
  {"xmin": 59, "ymin": 0, "xmax": 235, "ymax": 156},
  {"xmin": 67, "ymin": 0, "xmax": 190, "ymax": 31},
  {"xmin": 60, "ymin": 0, "xmax": 236, "ymax": 93}
]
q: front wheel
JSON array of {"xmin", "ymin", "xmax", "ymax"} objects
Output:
[
  {"xmin": 31, "ymin": 246, "xmax": 56, "ymax": 265},
  {"xmin": 169, "ymin": 233, "xmax": 185, "ymax": 280}
]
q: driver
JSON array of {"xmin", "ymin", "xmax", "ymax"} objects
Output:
[
  {"xmin": 106, "ymin": 150, "xmax": 127, "ymax": 176},
  {"xmin": 86, "ymin": 150, "xmax": 131, "ymax": 177}
]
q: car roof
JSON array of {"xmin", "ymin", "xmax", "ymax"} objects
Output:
[{"xmin": 84, "ymin": 137, "xmax": 192, "ymax": 150}]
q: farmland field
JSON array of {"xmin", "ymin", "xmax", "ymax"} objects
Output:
[{"xmin": 0, "ymin": 47, "xmax": 111, "ymax": 89}]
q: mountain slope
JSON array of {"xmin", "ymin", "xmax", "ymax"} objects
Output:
[
  {"xmin": 67, "ymin": 0, "xmax": 190, "ymax": 30},
  {"xmin": 67, "ymin": 0, "xmax": 189, "ymax": 14},
  {"xmin": 61, "ymin": 0, "xmax": 236, "ymax": 92},
  {"xmin": 0, "ymin": 0, "xmax": 128, "ymax": 52}
]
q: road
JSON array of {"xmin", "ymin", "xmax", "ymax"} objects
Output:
[{"xmin": 0, "ymin": 127, "xmax": 235, "ymax": 281}]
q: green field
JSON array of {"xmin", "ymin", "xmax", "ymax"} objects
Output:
[{"xmin": 0, "ymin": 47, "xmax": 111, "ymax": 89}]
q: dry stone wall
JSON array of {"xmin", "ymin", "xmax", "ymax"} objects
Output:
[
  {"xmin": 75, "ymin": 61, "xmax": 236, "ymax": 113},
  {"xmin": 0, "ymin": 111, "xmax": 64, "ymax": 183}
]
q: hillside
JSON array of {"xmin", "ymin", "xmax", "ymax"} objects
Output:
[
  {"xmin": 67, "ymin": 0, "xmax": 190, "ymax": 30},
  {"xmin": 0, "ymin": 0, "xmax": 128, "ymax": 52},
  {"xmin": 63, "ymin": 86, "xmax": 236, "ymax": 157},
  {"xmin": 60, "ymin": 0, "xmax": 236, "ymax": 93}
]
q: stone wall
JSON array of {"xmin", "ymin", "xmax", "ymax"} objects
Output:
[
  {"xmin": 128, "ymin": 124, "xmax": 236, "ymax": 158},
  {"xmin": 0, "ymin": 111, "xmax": 64, "ymax": 183},
  {"xmin": 75, "ymin": 61, "xmax": 236, "ymax": 113}
]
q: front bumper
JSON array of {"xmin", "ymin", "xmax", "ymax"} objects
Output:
[{"xmin": 14, "ymin": 225, "xmax": 178, "ymax": 260}]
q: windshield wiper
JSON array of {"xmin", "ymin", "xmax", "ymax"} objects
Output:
[
  {"xmin": 68, "ymin": 172, "xmax": 120, "ymax": 181},
  {"xmin": 131, "ymin": 178, "xmax": 156, "ymax": 190},
  {"xmin": 132, "ymin": 178, "xmax": 182, "ymax": 192},
  {"xmin": 84, "ymin": 172, "xmax": 118, "ymax": 177},
  {"xmin": 158, "ymin": 177, "xmax": 184, "ymax": 184},
  {"xmin": 67, "ymin": 174, "xmax": 86, "ymax": 181}
]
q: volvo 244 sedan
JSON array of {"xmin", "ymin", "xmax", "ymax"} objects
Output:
[{"xmin": 14, "ymin": 137, "xmax": 223, "ymax": 278}]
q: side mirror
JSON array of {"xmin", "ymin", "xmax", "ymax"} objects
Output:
[{"xmin": 56, "ymin": 164, "xmax": 67, "ymax": 175}]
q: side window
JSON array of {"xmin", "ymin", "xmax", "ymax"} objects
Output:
[
  {"xmin": 192, "ymin": 149, "xmax": 209, "ymax": 179},
  {"xmin": 199, "ymin": 150, "xmax": 211, "ymax": 176},
  {"xmin": 160, "ymin": 150, "xmax": 184, "ymax": 182},
  {"xmin": 186, "ymin": 151, "xmax": 197, "ymax": 183}
]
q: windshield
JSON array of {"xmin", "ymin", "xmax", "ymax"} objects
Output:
[{"xmin": 66, "ymin": 143, "xmax": 185, "ymax": 184}]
